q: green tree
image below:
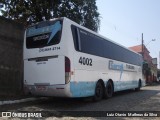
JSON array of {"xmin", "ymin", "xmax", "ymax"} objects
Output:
[{"xmin": 0, "ymin": 0, "xmax": 100, "ymax": 31}]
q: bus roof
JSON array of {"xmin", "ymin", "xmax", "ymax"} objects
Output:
[{"xmin": 27, "ymin": 17, "xmax": 142, "ymax": 57}]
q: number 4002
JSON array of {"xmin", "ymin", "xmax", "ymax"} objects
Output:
[{"xmin": 79, "ymin": 57, "xmax": 92, "ymax": 66}]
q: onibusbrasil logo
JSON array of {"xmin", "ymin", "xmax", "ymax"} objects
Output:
[{"xmin": 1, "ymin": 112, "xmax": 42, "ymax": 118}]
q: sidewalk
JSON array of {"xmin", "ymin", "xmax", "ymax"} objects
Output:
[
  {"xmin": 145, "ymin": 81, "xmax": 160, "ymax": 86},
  {"xmin": 0, "ymin": 94, "xmax": 47, "ymax": 106},
  {"xmin": 0, "ymin": 94, "xmax": 31, "ymax": 101}
]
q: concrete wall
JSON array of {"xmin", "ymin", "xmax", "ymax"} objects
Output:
[{"xmin": 0, "ymin": 16, "xmax": 24, "ymax": 96}]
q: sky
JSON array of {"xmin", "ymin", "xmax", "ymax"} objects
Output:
[{"xmin": 97, "ymin": 0, "xmax": 160, "ymax": 68}]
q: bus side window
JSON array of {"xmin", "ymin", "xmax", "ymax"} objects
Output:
[
  {"xmin": 76, "ymin": 28, "xmax": 81, "ymax": 51},
  {"xmin": 71, "ymin": 25, "xmax": 81, "ymax": 51}
]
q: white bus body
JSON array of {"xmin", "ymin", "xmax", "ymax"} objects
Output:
[{"xmin": 24, "ymin": 17, "xmax": 145, "ymax": 100}]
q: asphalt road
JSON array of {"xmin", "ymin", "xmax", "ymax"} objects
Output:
[{"xmin": 0, "ymin": 84, "xmax": 160, "ymax": 120}]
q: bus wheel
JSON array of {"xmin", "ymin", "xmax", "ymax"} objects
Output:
[
  {"xmin": 104, "ymin": 81, "xmax": 113, "ymax": 98},
  {"xmin": 93, "ymin": 82, "xmax": 104, "ymax": 101},
  {"xmin": 135, "ymin": 80, "xmax": 141, "ymax": 91}
]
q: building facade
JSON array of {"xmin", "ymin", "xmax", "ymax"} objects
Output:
[{"xmin": 129, "ymin": 45, "xmax": 157, "ymax": 83}]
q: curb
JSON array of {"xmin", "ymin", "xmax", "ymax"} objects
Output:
[{"xmin": 0, "ymin": 97, "xmax": 48, "ymax": 106}]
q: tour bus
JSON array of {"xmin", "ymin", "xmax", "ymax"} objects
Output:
[{"xmin": 24, "ymin": 17, "xmax": 145, "ymax": 101}]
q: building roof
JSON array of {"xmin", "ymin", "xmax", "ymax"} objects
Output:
[
  {"xmin": 129, "ymin": 44, "xmax": 149, "ymax": 53},
  {"xmin": 129, "ymin": 45, "xmax": 142, "ymax": 53}
]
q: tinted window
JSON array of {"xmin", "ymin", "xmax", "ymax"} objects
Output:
[
  {"xmin": 26, "ymin": 21, "xmax": 62, "ymax": 49},
  {"xmin": 71, "ymin": 25, "xmax": 79, "ymax": 51},
  {"xmin": 79, "ymin": 29, "xmax": 104, "ymax": 57},
  {"xmin": 71, "ymin": 25, "xmax": 142, "ymax": 66}
]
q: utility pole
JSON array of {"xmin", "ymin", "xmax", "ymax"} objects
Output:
[
  {"xmin": 142, "ymin": 33, "xmax": 144, "ymax": 60},
  {"xmin": 159, "ymin": 51, "xmax": 160, "ymax": 69}
]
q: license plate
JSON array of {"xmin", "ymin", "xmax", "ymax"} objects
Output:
[{"xmin": 36, "ymin": 86, "xmax": 47, "ymax": 91}]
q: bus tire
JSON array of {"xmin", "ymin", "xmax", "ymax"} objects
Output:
[
  {"xmin": 135, "ymin": 80, "xmax": 141, "ymax": 91},
  {"xmin": 104, "ymin": 80, "xmax": 113, "ymax": 98},
  {"xmin": 93, "ymin": 82, "xmax": 104, "ymax": 101}
]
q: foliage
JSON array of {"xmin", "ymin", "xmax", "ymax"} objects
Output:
[{"xmin": 0, "ymin": 0, "xmax": 100, "ymax": 31}]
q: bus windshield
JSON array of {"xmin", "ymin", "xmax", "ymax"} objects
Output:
[{"xmin": 26, "ymin": 20, "xmax": 62, "ymax": 49}]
